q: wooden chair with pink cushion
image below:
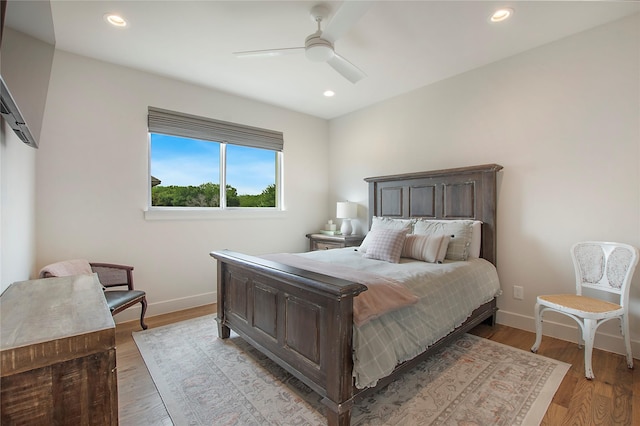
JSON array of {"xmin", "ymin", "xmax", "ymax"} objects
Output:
[
  {"xmin": 39, "ymin": 259, "xmax": 148, "ymax": 330},
  {"xmin": 531, "ymin": 241, "xmax": 638, "ymax": 379}
]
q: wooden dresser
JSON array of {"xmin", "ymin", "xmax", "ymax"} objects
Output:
[{"xmin": 0, "ymin": 274, "xmax": 118, "ymax": 425}]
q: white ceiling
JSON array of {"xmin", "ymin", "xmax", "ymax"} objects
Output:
[{"xmin": 7, "ymin": 1, "xmax": 640, "ymax": 119}]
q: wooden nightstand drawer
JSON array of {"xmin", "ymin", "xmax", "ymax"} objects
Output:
[
  {"xmin": 314, "ymin": 241, "xmax": 343, "ymax": 251},
  {"xmin": 306, "ymin": 233, "xmax": 364, "ymax": 252}
]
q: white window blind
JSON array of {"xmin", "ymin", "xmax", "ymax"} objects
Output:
[{"xmin": 148, "ymin": 107, "xmax": 284, "ymax": 151}]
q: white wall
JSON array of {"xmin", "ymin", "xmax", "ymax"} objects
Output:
[
  {"xmin": 0, "ymin": 123, "xmax": 37, "ymax": 293},
  {"xmin": 329, "ymin": 15, "xmax": 640, "ymax": 356},
  {"xmin": 36, "ymin": 50, "xmax": 330, "ymax": 321},
  {"xmin": 0, "ymin": 28, "xmax": 52, "ymax": 293}
]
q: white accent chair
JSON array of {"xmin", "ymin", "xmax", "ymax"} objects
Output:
[{"xmin": 531, "ymin": 241, "xmax": 638, "ymax": 379}]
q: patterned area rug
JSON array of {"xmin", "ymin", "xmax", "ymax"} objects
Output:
[{"xmin": 133, "ymin": 314, "xmax": 569, "ymax": 425}]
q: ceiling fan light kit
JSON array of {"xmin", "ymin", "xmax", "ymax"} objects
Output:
[{"xmin": 305, "ymin": 34, "xmax": 334, "ymax": 62}]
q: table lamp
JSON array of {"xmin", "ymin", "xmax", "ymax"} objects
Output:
[{"xmin": 336, "ymin": 201, "xmax": 357, "ymax": 235}]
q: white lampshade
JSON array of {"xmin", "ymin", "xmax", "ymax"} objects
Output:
[{"xmin": 336, "ymin": 201, "xmax": 357, "ymax": 219}]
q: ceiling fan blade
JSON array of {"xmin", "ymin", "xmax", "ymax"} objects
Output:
[
  {"xmin": 233, "ymin": 47, "xmax": 304, "ymax": 58},
  {"xmin": 323, "ymin": 1, "xmax": 372, "ymax": 43},
  {"xmin": 327, "ymin": 53, "xmax": 366, "ymax": 84}
]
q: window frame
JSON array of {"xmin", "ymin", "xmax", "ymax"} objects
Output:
[{"xmin": 144, "ymin": 107, "xmax": 285, "ymax": 220}]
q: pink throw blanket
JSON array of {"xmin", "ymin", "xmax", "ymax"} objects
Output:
[
  {"xmin": 261, "ymin": 253, "xmax": 418, "ymax": 326},
  {"xmin": 39, "ymin": 259, "xmax": 93, "ymax": 278}
]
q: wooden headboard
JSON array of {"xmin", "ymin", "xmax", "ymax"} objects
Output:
[{"xmin": 364, "ymin": 164, "xmax": 503, "ymax": 265}]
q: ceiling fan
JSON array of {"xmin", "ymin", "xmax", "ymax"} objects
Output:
[{"xmin": 233, "ymin": 2, "xmax": 371, "ymax": 84}]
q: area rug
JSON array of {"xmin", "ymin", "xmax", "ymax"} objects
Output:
[{"xmin": 133, "ymin": 314, "xmax": 570, "ymax": 425}]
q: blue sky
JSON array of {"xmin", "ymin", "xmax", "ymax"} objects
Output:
[{"xmin": 150, "ymin": 134, "xmax": 275, "ymax": 195}]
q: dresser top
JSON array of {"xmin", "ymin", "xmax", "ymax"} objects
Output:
[{"xmin": 1, "ymin": 274, "xmax": 115, "ymax": 352}]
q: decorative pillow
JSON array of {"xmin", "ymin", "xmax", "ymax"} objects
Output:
[
  {"xmin": 413, "ymin": 219, "xmax": 475, "ymax": 261},
  {"xmin": 401, "ymin": 234, "xmax": 451, "ymax": 263},
  {"xmin": 358, "ymin": 217, "xmax": 413, "ymax": 253},
  {"xmin": 362, "ymin": 228, "xmax": 408, "ymax": 263}
]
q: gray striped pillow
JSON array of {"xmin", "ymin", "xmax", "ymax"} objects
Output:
[{"xmin": 401, "ymin": 234, "xmax": 451, "ymax": 263}]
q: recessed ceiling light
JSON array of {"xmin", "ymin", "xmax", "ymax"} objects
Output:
[
  {"xmin": 490, "ymin": 8, "xmax": 513, "ymax": 23},
  {"xmin": 104, "ymin": 14, "xmax": 128, "ymax": 27},
  {"xmin": 323, "ymin": 90, "xmax": 335, "ymax": 97}
]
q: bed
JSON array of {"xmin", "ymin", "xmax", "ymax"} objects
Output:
[{"xmin": 210, "ymin": 163, "xmax": 503, "ymax": 425}]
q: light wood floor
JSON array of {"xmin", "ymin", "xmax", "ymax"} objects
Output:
[{"xmin": 115, "ymin": 305, "xmax": 639, "ymax": 425}]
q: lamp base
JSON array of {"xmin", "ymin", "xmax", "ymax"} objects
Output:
[{"xmin": 340, "ymin": 219, "xmax": 352, "ymax": 236}]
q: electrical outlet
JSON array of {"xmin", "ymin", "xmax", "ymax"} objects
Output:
[{"xmin": 513, "ymin": 285, "xmax": 524, "ymax": 300}]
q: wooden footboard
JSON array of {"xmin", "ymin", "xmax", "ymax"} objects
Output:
[
  {"xmin": 211, "ymin": 250, "xmax": 497, "ymax": 425},
  {"xmin": 211, "ymin": 250, "xmax": 367, "ymax": 425}
]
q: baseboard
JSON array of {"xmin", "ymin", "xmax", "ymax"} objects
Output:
[
  {"xmin": 496, "ymin": 309, "xmax": 640, "ymax": 360},
  {"xmin": 112, "ymin": 291, "xmax": 216, "ymax": 324}
]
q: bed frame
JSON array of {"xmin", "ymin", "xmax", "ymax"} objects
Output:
[{"xmin": 210, "ymin": 163, "xmax": 503, "ymax": 425}]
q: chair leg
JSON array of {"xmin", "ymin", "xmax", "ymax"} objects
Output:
[
  {"xmin": 577, "ymin": 326, "xmax": 584, "ymax": 349},
  {"xmin": 583, "ymin": 319, "xmax": 597, "ymax": 379},
  {"xmin": 139, "ymin": 297, "xmax": 148, "ymax": 330},
  {"xmin": 531, "ymin": 302, "xmax": 543, "ymax": 353},
  {"xmin": 621, "ymin": 315, "xmax": 633, "ymax": 369}
]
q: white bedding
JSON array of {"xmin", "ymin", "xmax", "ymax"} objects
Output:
[{"xmin": 294, "ymin": 248, "xmax": 502, "ymax": 389}]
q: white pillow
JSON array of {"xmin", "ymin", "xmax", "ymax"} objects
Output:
[
  {"xmin": 401, "ymin": 234, "xmax": 451, "ymax": 263},
  {"xmin": 362, "ymin": 228, "xmax": 408, "ymax": 263},
  {"xmin": 413, "ymin": 219, "xmax": 476, "ymax": 261},
  {"xmin": 358, "ymin": 216, "xmax": 413, "ymax": 253},
  {"xmin": 468, "ymin": 221, "xmax": 482, "ymax": 258}
]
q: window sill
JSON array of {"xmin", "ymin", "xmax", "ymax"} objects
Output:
[{"xmin": 143, "ymin": 207, "xmax": 287, "ymax": 221}]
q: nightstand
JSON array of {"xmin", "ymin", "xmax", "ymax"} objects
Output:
[{"xmin": 306, "ymin": 233, "xmax": 364, "ymax": 251}]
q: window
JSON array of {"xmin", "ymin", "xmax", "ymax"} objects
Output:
[{"xmin": 148, "ymin": 107, "xmax": 283, "ymax": 210}]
